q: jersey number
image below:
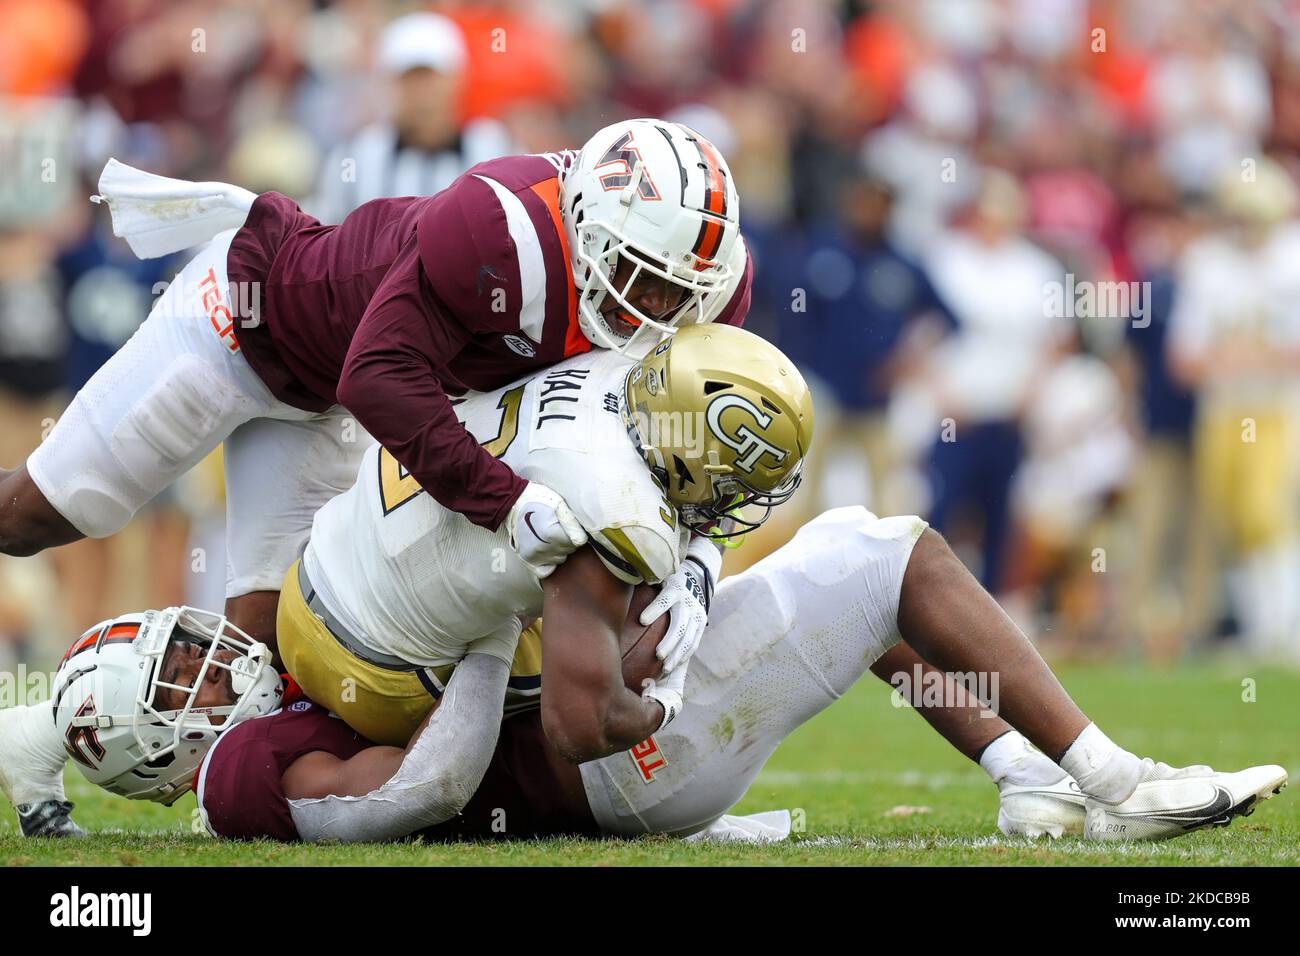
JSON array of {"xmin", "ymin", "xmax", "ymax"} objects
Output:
[{"xmin": 378, "ymin": 384, "xmax": 526, "ymax": 515}]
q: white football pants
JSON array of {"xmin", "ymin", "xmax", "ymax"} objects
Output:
[{"xmin": 581, "ymin": 506, "xmax": 928, "ymax": 836}]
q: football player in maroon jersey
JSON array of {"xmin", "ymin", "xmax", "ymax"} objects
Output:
[{"xmin": 0, "ymin": 119, "xmax": 750, "ymax": 645}]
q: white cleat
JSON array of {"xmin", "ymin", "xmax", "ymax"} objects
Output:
[
  {"xmin": 1084, "ymin": 763, "xmax": 1288, "ymax": 841},
  {"xmin": 998, "ymin": 777, "xmax": 1086, "ymax": 838}
]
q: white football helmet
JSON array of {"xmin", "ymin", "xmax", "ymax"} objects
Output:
[
  {"xmin": 52, "ymin": 608, "xmax": 282, "ymax": 804},
  {"xmin": 560, "ymin": 118, "xmax": 741, "ymax": 355}
]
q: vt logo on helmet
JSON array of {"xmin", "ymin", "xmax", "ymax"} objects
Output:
[
  {"xmin": 622, "ymin": 324, "xmax": 814, "ymax": 537},
  {"xmin": 51, "ymin": 607, "xmax": 282, "ymax": 804},
  {"xmin": 594, "ymin": 129, "xmax": 663, "ymax": 201},
  {"xmin": 560, "ymin": 118, "xmax": 741, "ymax": 355}
]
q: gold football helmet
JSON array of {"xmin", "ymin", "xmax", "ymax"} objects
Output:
[{"xmin": 622, "ymin": 323, "xmax": 814, "ymax": 537}]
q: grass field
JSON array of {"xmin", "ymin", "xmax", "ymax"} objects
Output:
[{"xmin": 2, "ymin": 659, "xmax": 1296, "ymax": 866}]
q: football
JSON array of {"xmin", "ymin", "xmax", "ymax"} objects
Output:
[{"xmin": 621, "ymin": 583, "xmax": 666, "ymax": 692}]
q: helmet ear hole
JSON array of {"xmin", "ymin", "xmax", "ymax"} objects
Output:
[
  {"xmin": 703, "ymin": 380, "xmax": 730, "ymax": 395},
  {"xmin": 671, "ymin": 455, "xmax": 696, "ymax": 493},
  {"xmin": 761, "ymin": 397, "xmax": 782, "ymax": 414},
  {"xmin": 144, "ymin": 751, "xmax": 175, "ymax": 769}
]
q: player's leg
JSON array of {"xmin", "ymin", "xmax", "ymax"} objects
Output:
[
  {"xmin": 0, "ymin": 232, "xmax": 285, "ymax": 834},
  {"xmin": 0, "ymin": 701, "xmax": 83, "ymax": 836},
  {"xmin": 0, "ymin": 467, "xmax": 82, "ymax": 556},
  {"xmin": 898, "ymin": 528, "xmax": 1087, "ymax": 759},
  {"xmin": 1, "ymin": 230, "xmax": 272, "ymax": 559},
  {"xmin": 580, "ymin": 506, "xmax": 925, "ymax": 837},
  {"xmin": 221, "ymin": 406, "xmax": 369, "ymax": 651},
  {"xmin": 582, "ymin": 507, "xmax": 1285, "ymax": 841},
  {"xmin": 868, "ymin": 642, "xmax": 1084, "ymax": 838},
  {"xmin": 896, "ymin": 525, "xmax": 1286, "ymax": 839}
]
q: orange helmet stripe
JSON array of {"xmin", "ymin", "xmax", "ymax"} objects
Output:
[
  {"xmin": 692, "ymin": 217, "xmax": 724, "ymax": 267},
  {"xmin": 696, "ymin": 137, "xmax": 728, "ymax": 217},
  {"xmin": 690, "ymin": 136, "xmax": 728, "ymax": 266},
  {"xmin": 59, "ymin": 622, "xmax": 140, "ymax": 665}
]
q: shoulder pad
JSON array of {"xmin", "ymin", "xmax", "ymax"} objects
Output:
[{"xmin": 588, "ymin": 522, "xmax": 680, "ymax": 585}]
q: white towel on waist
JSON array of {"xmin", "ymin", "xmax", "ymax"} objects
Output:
[{"xmin": 90, "ymin": 158, "xmax": 258, "ymax": 260}]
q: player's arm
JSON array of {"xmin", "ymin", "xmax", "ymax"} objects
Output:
[
  {"xmin": 283, "ymin": 653, "xmax": 510, "ymax": 843},
  {"xmin": 281, "ymin": 702, "xmax": 439, "ymax": 802},
  {"xmin": 283, "ymin": 610, "xmax": 513, "ymax": 797},
  {"xmin": 539, "ymin": 546, "xmax": 666, "ymax": 763},
  {"xmin": 337, "ymin": 236, "xmax": 526, "ymax": 531}
]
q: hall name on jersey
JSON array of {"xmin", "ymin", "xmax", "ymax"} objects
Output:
[{"xmin": 535, "ymin": 367, "xmax": 591, "ymax": 426}]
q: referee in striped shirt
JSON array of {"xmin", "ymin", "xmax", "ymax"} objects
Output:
[{"xmin": 312, "ymin": 12, "xmax": 512, "ymax": 224}]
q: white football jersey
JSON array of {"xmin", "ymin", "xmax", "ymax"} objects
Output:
[{"xmin": 303, "ymin": 349, "xmax": 688, "ymax": 669}]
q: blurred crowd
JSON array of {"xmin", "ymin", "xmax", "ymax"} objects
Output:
[{"xmin": 1, "ymin": 0, "xmax": 1299, "ymax": 668}]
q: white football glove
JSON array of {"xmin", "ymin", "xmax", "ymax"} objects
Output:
[
  {"xmin": 507, "ymin": 481, "xmax": 589, "ymax": 578},
  {"xmin": 641, "ymin": 658, "xmax": 689, "ymax": 732},
  {"xmin": 640, "ymin": 535, "xmax": 722, "ymax": 675}
]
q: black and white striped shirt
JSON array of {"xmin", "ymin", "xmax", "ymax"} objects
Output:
[{"xmin": 311, "ymin": 118, "xmax": 513, "ymax": 224}]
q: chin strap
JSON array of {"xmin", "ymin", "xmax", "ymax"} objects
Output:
[{"xmin": 287, "ymin": 654, "xmax": 509, "ymax": 843}]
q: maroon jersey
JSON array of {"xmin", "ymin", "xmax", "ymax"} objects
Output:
[
  {"xmin": 197, "ymin": 702, "xmax": 597, "ymax": 841},
  {"xmin": 226, "ymin": 152, "xmax": 751, "ymax": 530},
  {"xmin": 196, "ymin": 698, "xmax": 369, "ymax": 841}
]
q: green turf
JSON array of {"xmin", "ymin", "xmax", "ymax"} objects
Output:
[{"xmin": 3, "ymin": 660, "xmax": 1296, "ymax": 866}]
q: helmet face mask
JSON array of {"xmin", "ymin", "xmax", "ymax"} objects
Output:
[
  {"xmin": 562, "ymin": 119, "xmax": 741, "ymax": 356},
  {"xmin": 53, "ymin": 607, "xmax": 282, "ymax": 804},
  {"xmin": 135, "ymin": 607, "xmax": 278, "ymax": 737},
  {"xmin": 575, "ymin": 221, "xmax": 734, "ymax": 356},
  {"xmin": 622, "ymin": 324, "xmax": 814, "ymax": 540},
  {"xmin": 675, "ymin": 462, "xmax": 806, "ymax": 539}
]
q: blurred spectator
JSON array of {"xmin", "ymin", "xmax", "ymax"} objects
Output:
[
  {"xmin": 795, "ymin": 169, "xmax": 956, "ymax": 518},
  {"xmin": 0, "ymin": 0, "xmax": 88, "ymax": 98},
  {"xmin": 1167, "ymin": 158, "xmax": 1300, "ymax": 659},
  {"xmin": 1004, "ymin": 352, "xmax": 1135, "ymax": 649},
  {"xmin": 862, "ymin": 55, "xmax": 980, "ymax": 257},
  {"xmin": 311, "ymin": 11, "xmax": 511, "ymax": 223},
  {"xmin": 1116, "ymin": 208, "xmax": 1204, "ymax": 659},
  {"xmin": 0, "ymin": 225, "xmax": 66, "ymax": 665},
  {"xmin": 916, "ymin": 170, "xmax": 1070, "ymax": 592},
  {"xmin": 1146, "ymin": 11, "xmax": 1272, "ymax": 194}
]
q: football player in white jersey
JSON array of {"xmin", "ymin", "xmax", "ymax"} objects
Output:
[
  {"xmin": 1, "ymin": 322, "xmax": 809, "ymax": 838},
  {"xmin": 249, "ymin": 322, "xmax": 812, "ymax": 837}
]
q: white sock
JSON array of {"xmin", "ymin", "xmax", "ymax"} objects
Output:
[
  {"xmin": 979, "ymin": 730, "xmax": 1067, "ymax": 787},
  {"xmin": 0, "ymin": 702, "xmax": 69, "ymax": 807},
  {"xmin": 1058, "ymin": 722, "xmax": 1142, "ymax": 804}
]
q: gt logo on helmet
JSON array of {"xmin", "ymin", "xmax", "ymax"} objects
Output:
[{"xmin": 705, "ymin": 394, "xmax": 788, "ymax": 473}]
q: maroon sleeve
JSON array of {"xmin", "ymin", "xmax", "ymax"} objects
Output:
[
  {"xmin": 198, "ymin": 719, "xmax": 299, "ymax": 841},
  {"xmin": 713, "ymin": 239, "xmax": 752, "ymax": 328},
  {"xmin": 337, "ymin": 236, "xmax": 528, "ymax": 531},
  {"xmin": 197, "ymin": 703, "xmax": 371, "ymax": 842}
]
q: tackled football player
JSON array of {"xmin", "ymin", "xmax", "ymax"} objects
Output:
[
  {"xmin": 26, "ymin": 325, "xmax": 1288, "ymax": 844},
  {"xmin": 38, "ymin": 510, "xmax": 1288, "ymax": 842},
  {"xmin": 235, "ymin": 323, "xmax": 803, "ymax": 840},
  {"xmin": 0, "ymin": 119, "xmax": 750, "ymax": 832}
]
